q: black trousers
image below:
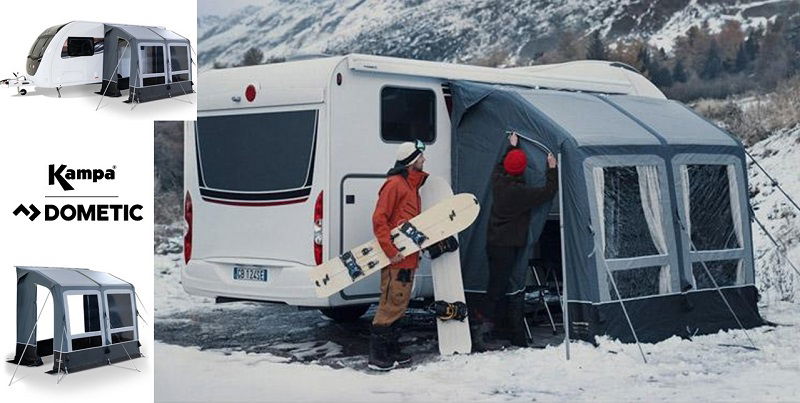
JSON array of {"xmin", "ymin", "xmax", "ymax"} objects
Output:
[{"xmin": 484, "ymin": 244, "xmax": 522, "ymax": 323}]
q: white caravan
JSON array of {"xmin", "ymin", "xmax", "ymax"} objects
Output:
[
  {"xmin": 2, "ymin": 21, "xmax": 105, "ymax": 95},
  {"xmin": 183, "ymin": 54, "xmax": 665, "ymax": 321}
]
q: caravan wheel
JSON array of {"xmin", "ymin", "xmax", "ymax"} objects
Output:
[
  {"xmin": 319, "ymin": 305, "xmax": 370, "ymax": 322},
  {"xmin": 19, "ymin": 89, "xmax": 27, "ymax": 95}
]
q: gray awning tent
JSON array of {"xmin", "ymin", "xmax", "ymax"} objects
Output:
[
  {"xmin": 450, "ymin": 81, "xmax": 765, "ymax": 343},
  {"xmin": 10, "ymin": 266, "xmax": 141, "ymax": 375},
  {"xmin": 98, "ymin": 23, "xmax": 193, "ymax": 103}
]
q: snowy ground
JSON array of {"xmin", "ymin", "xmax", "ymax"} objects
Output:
[
  {"xmin": 156, "ymin": 301, "xmax": 799, "ymax": 402},
  {"xmin": 155, "ymin": 127, "xmax": 800, "ymax": 402}
]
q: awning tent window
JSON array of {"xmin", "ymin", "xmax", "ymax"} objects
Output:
[
  {"xmin": 169, "ymin": 45, "xmax": 190, "ymax": 82},
  {"xmin": 588, "ymin": 158, "xmax": 676, "ymax": 300},
  {"xmin": 64, "ymin": 291, "xmax": 104, "ymax": 351},
  {"xmin": 139, "ymin": 44, "xmax": 167, "ymax": 86},
  {"xmin": 105, "ymin": 291, "xmax": 137, "ymax": 344},
  {"xmin": 675, "ymin": 156, "xmax": 747, "ymax": 289}
]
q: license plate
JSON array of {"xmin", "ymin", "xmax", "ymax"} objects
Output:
[{"xmin": 233, "ymin": 266, "xmax": 268, "ymax": 282}]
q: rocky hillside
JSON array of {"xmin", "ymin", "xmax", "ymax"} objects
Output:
[{"xmin": 198, "ymin": 0, "xmax": 798, "ymax": 68}]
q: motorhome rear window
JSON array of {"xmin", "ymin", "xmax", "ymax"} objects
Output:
[
  {"xmin": 380, "ymin": 87, "xmax": 436, "ymax": 143},
  {"xmin": 196, "ymin": 110, "xmax": 318, "ymax": 192}
]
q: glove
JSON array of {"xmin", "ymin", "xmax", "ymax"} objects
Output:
[{"xmin": 426, "ymin": 236, "xmax": 459, "ymax": 259}]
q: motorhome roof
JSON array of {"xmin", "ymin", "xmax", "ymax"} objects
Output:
[{"xmin": 199, "ymin": 53, "xmax": 665, "ymax": 109}]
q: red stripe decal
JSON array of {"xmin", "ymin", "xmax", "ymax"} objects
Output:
[{"xmin": 201, "ymin": 197, "xmax": 309, "ymax": 207}]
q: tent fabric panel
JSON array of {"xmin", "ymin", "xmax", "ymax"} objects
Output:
[
  {"xmin": 109, "ymin": 24, "xmax": 164, "ymax": 41},
  {"xmin": 147, "ymin": 26, "xmax": 187, "ymax": 41},
  {"xmin": 30, "ymin": 268, "xmax": 97, "ymax": 287},
  {"xmin": 49, "ymin": 340, "xmax": 141, "ymax": 373},
  {"xmin": 606, "ymin": 96, "xmax": 738, "ymax": 146},
  {"xmin": 449, "ymin": 81, "xmax": 566, "ymax": 295},
  {"xmin": 130, "ymin": 81, "xmax": 194, "ymax": 103},
  {"xmin": 568, "ymin": 285, "xmax": 764, "ymax": 343},
  {"xmin": 79, "ymin": 270, "xmax": 131, "ymax": 287},
  {"xmin": 512, "ymin": 90, "xmax": 661, "ymax": 147}
]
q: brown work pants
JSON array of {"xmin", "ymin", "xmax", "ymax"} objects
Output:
[{"xmin": 372, "ymin": 267, "xmax": 415, "ymax": 326}]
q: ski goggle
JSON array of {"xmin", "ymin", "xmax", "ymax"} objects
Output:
[{"xmin": 415, "ymin": 139, "xmax": 426, "ymax": 152}]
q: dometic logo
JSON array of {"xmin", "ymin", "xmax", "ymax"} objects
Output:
[
  {"xmin": 49, "ymin": 164, "xmax": 116, "ymax": 191},
  {"xmin": 13, "ymin": 203, "xmax": 142, "ymax": 221}
]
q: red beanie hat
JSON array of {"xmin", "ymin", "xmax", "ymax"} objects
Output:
[{"xmin": 503, "ymin": 149, "xmax": 527, "ymax": 176}]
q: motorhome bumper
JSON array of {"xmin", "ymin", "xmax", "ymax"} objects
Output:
[{"xmin": 182, "ymin": 259, "xmax": 330, "ymax": 307}]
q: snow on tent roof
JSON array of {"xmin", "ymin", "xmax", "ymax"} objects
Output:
[
  {"xmin": 606, "ymin": 95, "xmax": 739, "ymax": 146},
  {"xmin": 512, "ymin": 89, "xmax": 661, "ymax": 147}
]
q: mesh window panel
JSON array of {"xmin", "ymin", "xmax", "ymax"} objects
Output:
[
  {"xmin": 687, "ymin": 165, "xmax": 739, "ymax": 250},
  {"xmin": 603, "ymin": 166, "xmax": 658, "ymax": 258},
  {"xmin": 693, "ymin": 259, "xmax": 738, "ymax": 289},
  {"xmin": 607, "ymin": 266, "xmax": 661, "ymax": 299}
]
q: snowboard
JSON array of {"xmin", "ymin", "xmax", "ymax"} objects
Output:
[
  {"xmin": 421, "ymin": 176, "xmax": 472, "ymax": 355},
  {"xmin": 309, "ymin": 191, "xmax": 480, "ymax": 298}
]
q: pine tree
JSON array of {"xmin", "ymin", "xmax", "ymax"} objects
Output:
[
  {"xmin": 701, "ymin": 40, "xmax": 723, "ymax": 79},
  {"xmin": 672, "ymin": 59, "xmax": 688, "ymax": 83},
  {"xmin": 241, "ymin": 47, "xmax": 264, "ymax": 66},
  {"xmin": 586, "ymin": 30, "xmax": 607, "ymax": 60},
  {"xmin": 734, "ymin": 43, "xmax": 749, "ymax": 73}
]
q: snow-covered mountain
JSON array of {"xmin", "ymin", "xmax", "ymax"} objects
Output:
[{"xmin": 197, "ymin": 0, "xmax": 798, "ymax": 69}]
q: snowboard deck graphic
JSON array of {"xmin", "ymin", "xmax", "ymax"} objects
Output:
[
  {"xmin": 421, "ymin": 176, "xmax": 472, "ymax": 355},
  {"xmin": 309, "ymin": 191, "xmax": 479, "ymax": 299}
]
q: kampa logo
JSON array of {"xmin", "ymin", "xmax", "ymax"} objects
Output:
[{"xmin": 49, "ymin": 164, "xmax": 116, "ymax": 191}]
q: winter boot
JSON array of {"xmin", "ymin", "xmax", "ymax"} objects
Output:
[
  {"xmin": 388, "ymin": 323, "xmax": 411, "ymax": 365},
  {"xmin": 507, "ymin": 293, "xmax": 529, "ymax": 347},
  {"xmin": 368, "ymin": 325, "xmax": 397, "ymax": 371}
]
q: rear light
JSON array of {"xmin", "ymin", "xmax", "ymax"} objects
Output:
[
  {"xmin": 245, "ymin": 84, "xmax": 256, "ymax": 102},
  {"xmin": 313, "ymin": 191, "xmax": 323, "ymax": 265},
  {"xmin": 184, "ymin": 192, "xmax": 193, "ymax": 264}
]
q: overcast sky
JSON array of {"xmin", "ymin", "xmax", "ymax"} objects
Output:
[{"xmin": 198, "ymin": 0, "xmax": 261, "ymax": 17}]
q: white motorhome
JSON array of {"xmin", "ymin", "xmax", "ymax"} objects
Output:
[{"xmin": 183, "ymin": 54, "xmax": 665, "ymax": 321}]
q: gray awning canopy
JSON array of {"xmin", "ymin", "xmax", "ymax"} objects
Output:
[
  {"xmin": 12, "ymin": 266, "xmax": 140, "ymax": 374},
  {"xmin": 449, "ymin": 80, "xmax": 762, "ymax": 343}
]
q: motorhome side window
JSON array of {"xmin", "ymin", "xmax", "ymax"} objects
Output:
[
  {"xmin": 61, "ymin": 37, "xmax": 104, "ymax": 58},
  {"xmin": 380, "ymin": 87, "xmax": 436, "ymax": 143}
]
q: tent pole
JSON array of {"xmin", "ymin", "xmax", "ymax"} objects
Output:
[
  {"xmin": 558, "ymin": 152, "xmax": 570, "ymax": 360},
  {"xmin": 8, "ymin": 290, "xmax": 51, "ymax": 386},
  {"xmin": 117, "ymin": 340, "xmax": 140, "ymax": 373},
  {"xmin": 56, "ymin": 324, "xmax": 67, "ymax": 384},
  {"xmin": 751, "ymin": 206, "xmax": 800, "ymax": 278},
  {"xmin": 134, "ymin": 291, "xmax": 150, "ymax": 316},
  {"xmin": 603, "ymin": 262, "xmax": 648, "ymax": 363},
  {"xmin": 745, "ymin": 150, "xmax": 800, "ymax": 213},
  {"xmin": 96, "ymin": 42, "xmax": 129, "ymax": 111},
  {"xmin": 675, "ymin": 211, "xmax": 758, "ymax": 350}
]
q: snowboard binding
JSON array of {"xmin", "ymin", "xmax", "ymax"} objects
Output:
[
  {"xmin": 398, "ymin": 222, "xmax": 428, "ymax": 246},
  {"xmin": 340, "ymin": 251, "xmax": 364, "ymax": 280},
  {"xmin": 430, "ymin": 300, "xmax": 468, "ymax": 321},
  {"xmin": 425, "ymin": 236, "xmax": 459, "ymax": 259}
]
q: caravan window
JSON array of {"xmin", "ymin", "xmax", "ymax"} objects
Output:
[
  {"xmin": 28, "ymin": 24, "xmax": 66, "ymax": 60},
  {"xmin": 65, "ymin": 293, "xmax": 103, "ymax": 351},
  {"xmin": 380, "ymin": 87, "xmax": 436, "ymax": 143},
  {"xmin": 140, "ymin": 45, "xmax": 167, "ymax": 86},
  {"xmin": 678, "ymin": 163, "xmax": 745, "ymax": 289},
  {"xmin": 61, "ymin": 37, "xmax": 103, "ymax": 58},
  {"xmin": 196, "ymin": 110, "xmax": 318, "ymax": 193},
  {"xmin": 169, "ymin": 45, "xmax": 190, "ymax": 82}
]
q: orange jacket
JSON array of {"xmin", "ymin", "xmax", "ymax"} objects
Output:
[{"xmin": 372, "ymin": 169, "xmax": 429, "ymax": 269}]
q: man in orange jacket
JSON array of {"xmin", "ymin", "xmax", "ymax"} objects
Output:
[{"xmin": 369, "ymin": 140, "xmax": 428, "ymax": 371}]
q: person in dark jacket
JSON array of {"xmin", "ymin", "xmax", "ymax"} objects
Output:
[{"xmin": 476, "ymin": 132, "xmax": 558, "ymax": 349}]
